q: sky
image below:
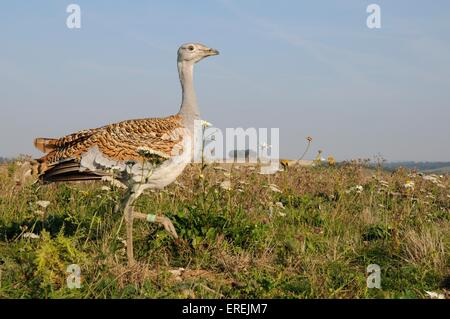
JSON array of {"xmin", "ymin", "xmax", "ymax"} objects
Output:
[{"xmin": 0, "ymin": 0, "xmax": 449, "ymax": 162}]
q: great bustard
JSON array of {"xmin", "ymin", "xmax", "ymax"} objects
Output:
[{"xmin": 32, "ymin": 43, "xmax": 219, "ymax": 264}]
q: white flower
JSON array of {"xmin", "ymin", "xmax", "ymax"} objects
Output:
[
  {"xmin": 220, "ymin": 180, "xmax": 232, "ymax": 191},
  {"xmin": 346, "ymin": 185, "xmax": 363, "ymax": 194},
  {"xmin": 36, "ymin": 201, "xmax": 50, "ymax": 209},
  {"xmin": 379, "ymin": 180, "xmax": 389, "ymax": 187},
  {"xmin": 168, "ymin": 267, "xmax": 185, "ymax": 282},
  {"xmin": 101, "ymin": 186, "xmax": 111, "ymax": 191},
  {"xmin": 200, "ymin": 120, "xmax": 213, "ymax": 128},
  {"xmin": 259, "ymin": 143, "xmax": 271, "ymax": 150},
  {"xmin": 136, "ymin": 146, "xmax": 169, "ymax": 160},
  {"xmin": 423, "ymin": 175, "xmax": 438, "ymax": 183},
  {"xmin": 404, "ymin": 181, "xmax": 415, "ymax": 190},
  {"xmin": 23, "ymin": 232, "xmax": 39, "ymax": 239},
  {"xmin": 35, "ymin": 210, "xmax": 45, "ymax": 217},
  {"xmin": 268, "ymin": 184, "xmax": 282, "ymax": 193},
  {"xmin": 117, "ymin": 236, "xmax": 127, "ymax": 247},
  {"xmin": 275, "ymin": 202, "xmax": 285, "ymax": 209},
  {"xmin": 174, "ymin": 181, "xmax": 185, "ymax": 188},
  {"xmin": 425, "ymin": 291, "xmax": 445, "ymax": 299},
  {"xmin": 101, "ymin": 176, "xmax": 128, "ymax": 189}
]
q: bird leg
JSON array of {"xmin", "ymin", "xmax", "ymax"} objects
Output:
[
  {"xmin": 132, "ymin": 212, "xmax": 178, "ymax": 239},
  {"xmin": 122, "ymin": 190, "xmax": 138, "ymax": 265},
  {"xmin": 120, "ymin": 188, "xmax": 179, "ymax": 265}
]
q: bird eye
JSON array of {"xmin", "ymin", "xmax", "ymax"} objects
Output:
[{"xmin": 188, "ymin": 46, "xmax": 195, "ymax": 51}]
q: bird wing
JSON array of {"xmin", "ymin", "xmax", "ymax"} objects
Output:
[{"xmin": 34, "ymin": 115, "xmax": 185, "ymax": 182}]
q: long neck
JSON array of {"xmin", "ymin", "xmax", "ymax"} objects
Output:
[{"xmin": 177, "ymin": 61, "xmax": 200, "ymax": 121}]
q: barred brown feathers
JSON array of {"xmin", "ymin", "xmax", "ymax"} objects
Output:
[{"xmin": 33, "ymin": 114, "xmax": 184, "ymax": 182}]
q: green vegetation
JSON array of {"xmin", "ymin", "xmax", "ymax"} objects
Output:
[{"xmin": 0, "ymin": 162, "xmax": 448, "ymax": 298}]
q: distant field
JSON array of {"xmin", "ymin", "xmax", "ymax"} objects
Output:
[{"xmin": 0, "ymin": 161, "xmax": 448, "ymax": 298}]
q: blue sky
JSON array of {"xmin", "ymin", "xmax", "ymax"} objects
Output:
[{"xmin": 1, "ymin": 0, "xmax": 449, "ymax": 161}]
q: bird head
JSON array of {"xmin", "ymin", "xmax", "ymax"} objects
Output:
[{"xmin": 177, "ymin": 43, "xmax": 219, "ymax": 64}]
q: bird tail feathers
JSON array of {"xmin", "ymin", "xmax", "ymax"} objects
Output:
[{"xmin": 34, "ymin": 138, "xmax": 58, "ymax": 153}]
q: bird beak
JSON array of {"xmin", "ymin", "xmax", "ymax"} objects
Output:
[{"xmin": 205, "ymin": 48, "xmax": 220, "ymax": 56}]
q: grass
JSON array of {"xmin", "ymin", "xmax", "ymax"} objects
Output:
[{"xmin": 0, "ymin": 160, "xmax": 448, "ymax": 299}]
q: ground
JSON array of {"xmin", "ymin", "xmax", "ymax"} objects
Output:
[{"xmin": 0, "ymin": 161, "xmax": 448, "ymax": 298}]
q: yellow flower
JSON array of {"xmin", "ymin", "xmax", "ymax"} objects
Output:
[
  {"xmin": 280, "ymin": 159, "xmax": 289, "ymax": 170},
  {"xmin": 327, "ymin": 156, "xmax": 336, "ymax": 166}
]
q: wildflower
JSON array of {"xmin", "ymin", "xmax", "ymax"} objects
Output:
[
  {"xmin": 110, "ymin": 165, "xmax": 123, "ymax": 171},
  {"xmin": 169, "ymin": 268, "xmax": 185, "ymax": 282},
  {"xmin": 101, "ymin": 186, "xmax": 111, "ymax": 191},
  {"xmin": 35, "ymin": 210, "xmax": 45, "ymax": 217},
  {"xmin": 404, "ymin": 180, "xmax": 415, "ymax": 190},
  {"xmin": 220, "ymin": 180, "xmax": 231, "ymax": 191},
  {"xmin": 275, "ymin": 202, "xmax": 285, "ymax": 209},
  {"xmin": 345, "ymin": 185, "xmax": 363, "ymax": 194},
  {"xmin": 117, "ymin": 236, "xmax": 127, "ymax": 247},
  {"xmin": 173, "ymin": 181, "xmax": 185, "ymax": 188},
  {"xmin": 125, "ymin": 160, "xmax": 137, "ymax": 166},
  {"xmin": 268, "ymin": 184, "xmax": 282, "ymax": 193},
  {"xmin": 314, "ymin": 150, "xmax": 323, "ymax": 163},
  {"xmin": 379, "ymin": 180, "xmax": 389, "ymax": 187},
  {"xmin": 136, "ymin": 146, "xmax": 164, "ymax": 158},
  {"xmin": 280, "ymin": 159, "xmax": 289, "ymax": 170},
  {"xmin": 425, "ymin": 291, "xmax": 445, "ymax": 299},
  {"xmin": 101, "ymin": 176, "xmax": 128, "ymax": 189},
  {"xmin": 23, "ymin": 232, "xmax": 39, "ymax": 239},
  {"xmin": 200, "ymin": 120, "xmax": 213, "ymax": 128},
  {"xmin": 223, "ymin": 172, "xmax": 231, "ymax": 178},
  {"xmin": 423, "ymin": 175, "xmax": 438, "ymax": 183},
  {"xmin": 355, "ymin": 185, "xmax": 363, "ymax": 193},
  {"xmin": 36, "ymin": 200, "xmax": 50, "ymax": 209},
  {"xmin": 327, "ymin": 156, "xmax": 336, "ymax": 166}
]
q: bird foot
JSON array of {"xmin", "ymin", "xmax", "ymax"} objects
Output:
[
  {"xmin": 155, "ymin": 215, "xmax": 179, "ymax": 239},
  {"xmin": 131, "ymin": 212, "xmax": 178, "ymax": 239}
]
